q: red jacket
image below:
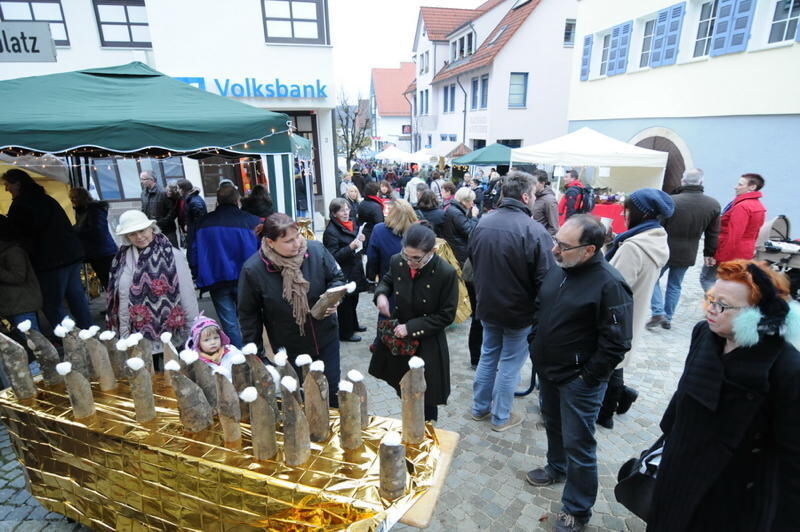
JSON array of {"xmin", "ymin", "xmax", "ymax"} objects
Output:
[
  {"xmin": 715, "ymin": 190, "xmax": 766, "ymax": 262},
  {"xmin": 558, "ymin": 180, "xmax": 584, "ymax": 221}
]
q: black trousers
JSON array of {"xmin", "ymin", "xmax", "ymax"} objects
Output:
[
  {"xmin": 337, "ymin": 291, "xmax": 360, "ymax": 339},
  {"xmin": 466, "ymin": 282, "xmax": 483, "ymax": 366},
  {"xmin": 599, "ymin": 368, "xmax": 624, "ymax": 420}
]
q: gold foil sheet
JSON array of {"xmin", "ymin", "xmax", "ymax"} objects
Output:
[
  {"xmin": 0, "ymin": 376, "xmax": 442, "ymax": 531},
  {"xmin": 435, "ymin": 238, "xmax": 471, "ymax": 324}
]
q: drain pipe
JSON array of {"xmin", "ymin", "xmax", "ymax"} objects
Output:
[{"xmin": 456, "ymin": 75, "xmax": 467, "ymax": 144}]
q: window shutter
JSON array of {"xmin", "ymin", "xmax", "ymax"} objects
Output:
[
  {"xmin": 660, "ymin": 2, "xmax": 686, "ymax": 66},
  {"xmin": 609, "ymin": 21, "xmax": 633, "ymax": 76},
  {"xmin": 580, "ymin": 34, "xmax": 593, "ymax": 80},
  {"xmin": 649, "ymin": 9, "xmax": 671, "ymax": 67},
  {"xmin": 709, "ymin": 0, "xmax": 736, "ymax": 56},
  {"xmin": 606, "ymin": 26, "xmax": 621, "ymax": 75},
  {"xmin": 726, "ymin": 0, "xmax": 755, "ymax": 53}
]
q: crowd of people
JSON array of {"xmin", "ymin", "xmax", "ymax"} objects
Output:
[{"xmin": 1, "ymin": 162, "xmax": 798, "ymax": 531}]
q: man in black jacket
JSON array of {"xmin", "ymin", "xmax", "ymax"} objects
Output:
[
  {"xmin": 527, "ymin": 214, "xmax": 633, "ymax": 532},
  {"xmin": 469, "ymin": 171, "xmax": 554, "ymax": 432},
  {"xmin": 647, "ymin": 168, "xmax": 720, "ymax": 330},
  {"xmin": 139, "ymin": 171, "xmax": 177, "ymax": 244}
]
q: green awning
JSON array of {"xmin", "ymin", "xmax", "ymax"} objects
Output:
[
  {"xmin": 0, "ymin": 62, "xmax": 294, "ymax": 156},
  {"xmin": 452, "ymin": 142, "xmax": 512, "ymax": 166}
]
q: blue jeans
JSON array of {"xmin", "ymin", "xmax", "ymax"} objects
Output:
[
  {"xmin": 472, "ymin": 322, "xmax": 531, "ymax": 426},
  {"xmin": 700, "ymin": 264, "xmax": 717, "ymax": 293},
  {"xmin": 539, "ymin": 375, "xmax": 608, "ymax": 521},
  {"xmin": 210, "ymin": 284, "xmax": 243, "ymax": 348},
  {"xmin": 37, "ymin": 262, "xmax": 93, "ymax": 329},
  {"xmin": 10, "ymin": 312, "xmax": 40, "ymax": 332},
  {"xmin": 650, "ymin": 265, "xmax": 689, "ymax": 321}
]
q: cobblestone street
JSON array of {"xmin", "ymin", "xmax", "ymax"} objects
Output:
[{"xmin": 0, "ymin": 265, "xmax": 706, "ymax": 531}]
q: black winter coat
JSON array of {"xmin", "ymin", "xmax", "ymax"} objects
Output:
[
  {"xmin": 140, "ymin": 184, "xmax": 176, "ymax": 235},
  {"xmin": 357, "ymin": 196, "xmax": 384, "ymax": 248},
  {"xmin": 663, "ymin": 185, "xmax": 721, "ymax": 267},
  {"xmin": 74, "ymin": 202, "xmax": 118, "ymax": 260},
  {"xmin": 369, "ymin": 254, "xmax": 458, "ymax": 406},
  {"xmin": 0, "ymin": 241, "xmax": 42, "ymax": 316},
  {"xmin": 648, "ymin": 321, "xmax": 800, "ymax": 532},
  {"xmin": 238, "ymin": 240, "xmax": 346, "ymax": 357},
  {"xmin": 442, "ymin": 202, "xmax": 477, "ymax": 266},
  {"xmin": 240, "ymin": 196, "xmax": 274, "ymax": 219},
  {"xmin": 6, "ymin": 189, "xmax": 83, "ymax": 272},
  {"xmin": 416, "ymin": 207, "xmax": 446, "ymax": 238},
  {"xmin": 469, "ymin": 198, "xmax": 554, "ymax": 328},
  {"xmin": 533, "ymin": 253, "xmax": 633, "ymax": 384},
  {"xmin": 322, "ymin": 219, "xmax": 366, "ymax": 289}
]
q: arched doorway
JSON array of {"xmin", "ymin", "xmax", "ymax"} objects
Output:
[{"xmin": 635, "ymin": 136, "xmax": 685, "ymax": 194}]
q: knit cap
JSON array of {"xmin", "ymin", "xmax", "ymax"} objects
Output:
[
  {"xmin": 185, "ymin": 314, "xmax": 230, "ymax": 352},
  {"xmin": 629, "ymin": 188, "xmax": 675, "ymax": 219}
]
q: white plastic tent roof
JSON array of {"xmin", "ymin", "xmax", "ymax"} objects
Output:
[
  {"xmin": 375, "ymin": 145, "xmax": 412, "ymax": 163},
  {"xmin": 511, "ymin": 127, "xmax": 668, "ymax": 168}
]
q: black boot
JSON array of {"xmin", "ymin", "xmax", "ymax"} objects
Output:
[{"xmin": 616, "ymin": 386, "xmax": 639, "ymax": 415}]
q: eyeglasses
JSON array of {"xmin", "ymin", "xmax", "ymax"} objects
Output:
[
  {"xmin": 554, "ymin": 239, "xmax": 591, "ymax": 252},
  {"xmin": 401, "ymin": 250, "xmax": 433, "ymax": 266},
  {"xmin": 704, "ymin": 295, "xmax": 746, "ymax": 313}
]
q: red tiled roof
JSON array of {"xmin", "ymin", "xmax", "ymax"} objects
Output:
[
  {"xmin": 432, "ymin": 0, "xmax": 540, "ymax": 84},
  {"xmin": 404, "ymin": 79, "xmax": 417, "ymax": 95},
  {"xmin": 371, "ymin": 63, "xmax": 416, "ymax": 117},
  {"xmin": 420, "ymin": 7, "xmax": 482, "ymax": 41}
]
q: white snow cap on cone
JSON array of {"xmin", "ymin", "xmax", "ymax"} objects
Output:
[
  {"xmin": 265, "ymin": 365, "xmax": 281, "ymax": 388},
  {"xmin": 99, "ymin": 330, "xmax": 116, "ymax": 341},
  {"xmin": 345, "ymin": 281, "xmax": 357, "ymax": 293},
  {"xmin": 89, "ymin": 325, "xmax": 101, "ymax": 334},
  {"xmin": 382, "ymin": 431, "xmax": 402, "ymax": 446},
  {"xmin": 274, "ymin": 348, "xmax": 288, "ymax": 366},
  {"xmin": 347, "ymin": 370, "xmax": 364, "ymax": 382},
  {"xmin": 408, "ymin": 356, "xmax": 425, "ymax": 369},
  {"xmin": 125, "ymin": 333, "xmax": 143, "ymax": 347},
  {"xmin": 295, "ymin": 354, "xmax": 312, "ymax": 367},
  {"xmin": 126, "ymin": 358, "xmax": 145, "ymax": 371},
  {"xmin": 56, "ymin": 362, "xmax": 72, "ymax": 375},
  {"xmin": 280, "ymin": 376, "xmax": 297, "ymax": 393},
  {"xmin": 16, "ymin": 320, "xmax": 31, "ymax": 333},
  {"xmin": 338, "ymin": 380, "xmax": 354, "ymax": 393},
  {"xmin": 160, "ymin": 332, "xmax": 172, "ymax": 344},
  {"xmin": 78, "ymin": 329, "xmax": 97, "ymax": 340},
  {"xmin": 115, "ymin": 339, "xmax": 129, "ymax": 351},
  {"xmin": 242, "ymin": 343, "xmax": 258, "ymax": 355},
  {"xmin": 179, "ymin": 349, "xmax": 199, "ymax": 365},
  {"xmin": 229, "ymin": 351, "xmax": 246, "ymax": 365},
  {"xmin": 213, "ymin": 365, "xmax": 232, "ymax": 380},
  {"xmin": 164, "ymin": 360, "xmax": 181, "ymax": 372},
  {"xmin": 309, "ymin": 360, "xmax": 325, "ymax": 373},
  {"xmin": 53, "ymin": 325, "xmax": 68, "ymax": 338},
  {"xmin": 60, "ymin": 317, "xmax": 76, "ymax": 332},
  {"xmin": 239, "ymin": 387, "xmax": 258, "ymax": 403}
]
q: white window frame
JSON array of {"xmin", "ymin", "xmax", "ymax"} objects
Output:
[
  {"xmin": 0, "ymin": 0, "xmax": 69, "ymax": 45},
  {"xmin": 564, "ymin": 18, "xmax": 576, "ymax": 46}
]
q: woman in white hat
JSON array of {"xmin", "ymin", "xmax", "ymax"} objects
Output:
[{"xmin": 106, "ymin": 210, "xmax": 198, "ymax": 348}]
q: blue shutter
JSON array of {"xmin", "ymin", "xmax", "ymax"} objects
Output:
[
  {"xmin": 660, "ymin": 2, "xmax": 686, "ymax": 66},
  {"xmin": 606, "ymin": 26, "xmax": 621, "ymax": 75},
  {"xmin": 726, "ymin": 0, "xmax": 755, "ymax": 53},
  {"xmin": 709, "ymin": 0, "xmax": 736, "ymax": 56},
  {"xmin": 580, "ymin": 34, "xmax": 593, "ymax": 80},
  {"xmin": 609, "ymin": 21, "xmax": 633, "ymax": 76},
  {"xmin": 649, "ymin": 9, "xmax": 671, "ymax": 67}
]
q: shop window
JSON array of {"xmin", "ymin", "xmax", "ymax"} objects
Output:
[
  {"xmin": 92, "ymin": 0, "xmax": 150, "ymax": 48},
  {"xmin": 90, "ymin": 156, "xmax": 185, "ymax": 201},
  {"xmin": 472, "ymin": 139, "xmax": 486, "ymax": 150},
  {"xmin": 768, "ymin": 0, "xmax": 800, "ymax": 43},
  {"xmin": 496, "ymin": 139, "xmax": 522, "ymax": 148},
  {"xmin": 262, "ymin": 0, "xmax": 329, "ymax": 45},
  {"xmin": 0, "ymin": 0, "xmax": 68, "ymax": 45}
]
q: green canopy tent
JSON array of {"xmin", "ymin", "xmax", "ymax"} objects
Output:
[
  {"xmin": 452, "ymin": 142, "xmax": 512, "ymax": 166},
  {"xmin": 0, "ymin": 62, "xmax": 310, "ymax": 216}
]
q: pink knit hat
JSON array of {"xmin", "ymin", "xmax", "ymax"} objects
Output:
[{"xmin": 185, "ymin": 314, "xmax": 230, "ymax": 351}]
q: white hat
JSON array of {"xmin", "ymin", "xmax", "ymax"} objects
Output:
[{"xmin": 115, "ymin": 210, "xmax": 155, "ymax": 236}]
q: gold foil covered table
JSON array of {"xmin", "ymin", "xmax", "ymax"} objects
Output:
[{"xmin": 0, "ymin": 376, "xmax": 451, "ymax": 531}]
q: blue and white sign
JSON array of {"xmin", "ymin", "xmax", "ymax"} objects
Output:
[
  {"xmin": 175, "ymin": 76, "xmax": 328, "ymax": 99},
  {"xmin": 0, "ymin": 22, "xmax": 56, "ymax": 62}
]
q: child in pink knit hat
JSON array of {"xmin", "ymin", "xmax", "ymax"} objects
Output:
[{"xmin": 185, "ymin": 315, "xmax": 242, "ymax": 378}]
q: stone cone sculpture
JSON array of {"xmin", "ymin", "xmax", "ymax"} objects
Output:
[
  {"xmin": 337, "ymin": 380, "xmax": 362, "ymax": 450},
  {"xmin": 347, "ymin": 369, "xmax": 369, "ymax": 429},
  {"xmin": 230, "ymin": 351, "xmax": 251, "ymax": 421},
  {"xmin": 56, "ymin": 318, "xmax": 92, "ymax": 380},
  {"xmin": 180, "ymin": 350, "xmax": 217, "ymax": 413},
  {"xmin": 17, "ymin": 320, "xmax": 60, "ymax": 386},
  {"xmin": 244, "ymin": 344, "xmax": 279, "ymax": 424},
  {"xmin": 303, "ymin": 361, "xmax": 330, "ymax": 442},
  {"xmin": 56, "ymin": 362, "xmax": 94, "ymax": 418},
  {"xmin": 127, "ymin": 357, "xmax": 156, "ymax": 422},
  {"xmin": 161, "ymin": 332, "xmax": 191, "ymax": 379},
  {"xmin": 126, "ymin": 334, "xmax": 154, "ymax": 376},
  {"xmin": 274, "ymin": 349, "xmax": 302, "ymax": 404},
  {"xmin": 0, "ymin": 332, "xmax": 37, "ymax": 399},
  {"xmin": 216, "ymin": 372, "xmax": 242, "ymax": 443},
  {"xmin": 295, "ymin": 354, "xmax": 312, "ymax": 384},
  {"xmin": 280, "ymin": 376, "xmax": 311, "ymax": 466},
  {"xmin": 99, "ymin": 331, "xmax": 128, "ymax": 379},
  {"xmin": 240, "ymin": 386, "xmax": 277, "ymax": 461},
  {"xmin": 400, "ymin": 356, "xmax": 426, "ymax": 445},
  {"xmin": 80, "ymin": 329, "xmax": 116, "ymax": 392},
  {"xmin": 164, "ymin": 360, "xmax": 213, "ymax": 433},
  {"xmin": 379, "ymin": 431, "xmax": 407, "ymax": 500}
]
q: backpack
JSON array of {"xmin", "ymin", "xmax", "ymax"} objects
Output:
[{"xmin": 576, "ymin": 185, "xmax": 595, "ymax": 214}]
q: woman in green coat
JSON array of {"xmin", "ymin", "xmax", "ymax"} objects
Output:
[{"xmin": 369, "ymin": 222, "xmax": 458, "ymax": 421}]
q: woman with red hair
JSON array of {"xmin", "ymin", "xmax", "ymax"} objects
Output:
[{"xmin": 648, "ymin": 260, "xmax": 800, "ymax": 531}]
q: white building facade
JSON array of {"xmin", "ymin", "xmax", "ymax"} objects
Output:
[
  {"xmin": 0, "ymin": 0, "xmax": 337, "ymax": 216},
  {"xmin": 569, "ymin": 0, "xmax": 800, "ymax": 225},
  {"xmin": 409, "ymin": 0, "xmax": 577, "ymax": 154}
]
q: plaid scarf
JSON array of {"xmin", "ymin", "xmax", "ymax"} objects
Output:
[
  {"xmin": 261, "ymin": 238, "xmax": 310, "ymax": 335},
  {"xmin": 107, "ymin": 233, "xmax": 187, "ymax": 342}
]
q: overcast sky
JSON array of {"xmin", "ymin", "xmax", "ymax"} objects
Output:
[{"xmin": 330, "ymin": 0, "xmax": 468, "ymax": 102}]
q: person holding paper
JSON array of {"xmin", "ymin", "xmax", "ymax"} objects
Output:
[{"xmin": 323, "ymin": 198, "xmax": 367, "ymax": 342}]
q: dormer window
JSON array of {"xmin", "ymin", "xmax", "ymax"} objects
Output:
[{"xmin": 450, "ymin": 30, "xmax": 476, "ymax": 61}]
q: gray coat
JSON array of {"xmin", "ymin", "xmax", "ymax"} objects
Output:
[
  {"xmin": 140, "ymin": 184, "xmax": 176, "ymax": 235},
  {"xmin": 532, "ymin": 186, "xmax": 559, "ymax": 235},
  {"xmin": 663, "ymin": 185, "xmax": 721, "ymax": 267}
]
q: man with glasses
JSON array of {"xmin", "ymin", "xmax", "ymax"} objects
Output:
[
  {"xmin": 527, "ymin": 214, "xmax": 633, "ymax": 532},
  {"xmin": 469, "ymin": 171, "xmax": 554, "ymax": 432},
  {"xmin": 139, "ymin": 171, "xmax": 177, "ymax": 246}
]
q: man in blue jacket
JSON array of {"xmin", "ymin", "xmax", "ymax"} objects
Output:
[{"xmin": 193, "ymin": 184, "xmax": 261, "ymax": 347}]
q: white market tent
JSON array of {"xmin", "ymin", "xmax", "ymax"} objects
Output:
[
  {"xmin": 375, "ymin": 145, "xmax": 413, "ymax": 163},
  {"xmin": 511, "ymin": 127, "xmax": 669, "ymax": 192}
]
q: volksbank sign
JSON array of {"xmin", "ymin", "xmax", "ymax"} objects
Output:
[{"xmin": 176, "ymin": 76, "xmax": 328, "ymax": 99}]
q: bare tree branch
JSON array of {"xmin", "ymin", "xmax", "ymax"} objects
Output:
[{"xmin": 336, "ymin": 91, "xmax": 372, "ymax": 171}]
